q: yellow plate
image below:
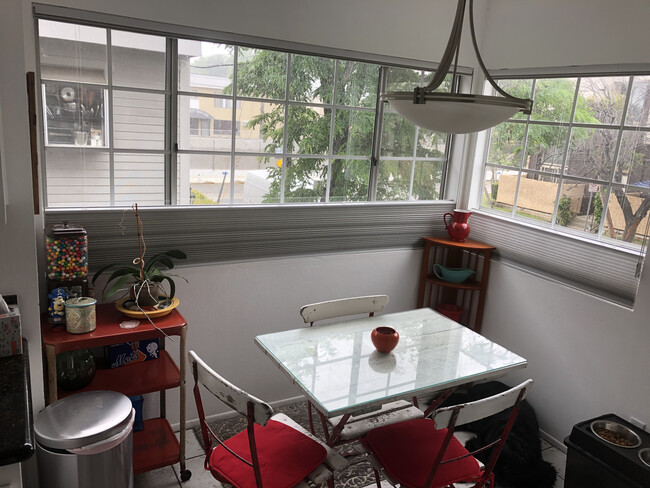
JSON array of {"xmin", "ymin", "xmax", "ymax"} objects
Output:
[{"xmin": 115, "ymin": 296, "xmax": 179, "ymax": 319}]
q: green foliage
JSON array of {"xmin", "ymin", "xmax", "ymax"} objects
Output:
[
  {"xmin": 592, "ymin": 191, "xmax": 603, "ymax": 229},
  {"xmin": 556, "ymin": 196, "xmax": 573, "ymax": 227},
  {"xmin": 191, "ymin": 189, "xmax": 216, "ymax": 205},
  {"xmin": 91, "ymin": 250, "xmax": 187, "ymax": 301},
  {"xmin": 228, "ymin": 50, "xmax": 444, "ymax": 202}
]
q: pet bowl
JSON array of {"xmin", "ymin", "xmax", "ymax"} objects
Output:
[
  {"xmin": 639, "ymin": 448, "xmax": 650, "ymax": 468},
  {"xmin": 590, "ymin": 420, "xmax": 642, "ymax": 448}
]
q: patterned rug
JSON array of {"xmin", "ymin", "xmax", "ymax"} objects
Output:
[{"xmin": 192, "ymin": 400, "xmax": 380, "ymax": 488}]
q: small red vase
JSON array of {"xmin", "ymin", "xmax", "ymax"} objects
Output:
[
  {"xmin": 443, "ymin": 209, "xmax": 472, "ymax": 242},
  {"xmin": 371, "ymin": 327, "xmax": 399, "ymax": 354}
]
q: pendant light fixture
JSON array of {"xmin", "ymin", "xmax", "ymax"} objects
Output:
[{"xmin": 383, "ymin": 0, "xmax": 533, "ymax": 134}]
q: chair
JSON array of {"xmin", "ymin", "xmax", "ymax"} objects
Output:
[
  {"xmin": 361, "ymin": 379, "xmax": 534, "ymax": 488},
  {"xmin": 189, "ymin": 350, "xmax": 348, "ymax": 488},
  {"xmin": 299, "ymin": 295, "xmax": 425, "ymax": 445}
]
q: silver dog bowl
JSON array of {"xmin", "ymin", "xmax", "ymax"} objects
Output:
[
  {"xmin": 590, "ymin": 420, "xmax": 642, "ymax": 448},
  {"xmin": 639, "ymin": 448, "xmax": 650, "ymax": 468}
]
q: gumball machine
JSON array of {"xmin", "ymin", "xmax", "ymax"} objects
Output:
[{"xmin": 45, "ymin": 222, "xmax": 90, "ymax": 323}]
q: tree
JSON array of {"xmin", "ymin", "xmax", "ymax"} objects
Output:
[{"xmin": 230, "ymin": 49, "xmax": 446, "ymax": 202}]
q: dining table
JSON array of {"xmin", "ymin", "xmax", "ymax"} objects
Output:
[{"xmin": 255, "ymin": 307, "xmax": 527, "ymax": 444}]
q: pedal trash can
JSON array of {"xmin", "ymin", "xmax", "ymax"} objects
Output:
[{"xmin": 35, "ymin": 390, "xmax": 135, "ymax": 488}]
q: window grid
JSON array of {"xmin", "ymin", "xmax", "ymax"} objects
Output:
[
  {"xmin": 38, "ymin": 19, "xmax": 454, "ymax": 208},
  {"xmin": 481, "ymin": 74, "xmax": 650, "ymax": 250}
]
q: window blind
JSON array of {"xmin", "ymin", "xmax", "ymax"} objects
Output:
[
  {"xmin": 45, "ymin": 202, "xmax": 456, "ymax": 270},
  {"xmin": 469, "ymin": 211, "xmax": 641, "ymax": 307}
]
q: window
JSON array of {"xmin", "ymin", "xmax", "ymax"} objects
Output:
[
  {"xmin": 480, "ymin": 75, "xmax": 650, "ymax": 249},
  {"xmin": 37, "ymin": 19, "xmax": 456, "ymax": 208},
  {"xmin": 474, "ymin": 73, "xmax": 650, "ymax": 305}
]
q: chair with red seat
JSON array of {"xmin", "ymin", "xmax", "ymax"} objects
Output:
[
  {"xmin": 189, "ymin": 350, "xmax": 348, "ymax": 487},
  {"xmin": 361, "ymin": 379, "xmax": 533, "ymax": 488}
]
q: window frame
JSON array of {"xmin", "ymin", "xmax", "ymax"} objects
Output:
[
  {"xmin": 470, "ymin": 65, "xmax": 650, "ymax": 306},
  {"xmin": 35, "ymin": 5, "xmax": 471, "ymax": 209}
]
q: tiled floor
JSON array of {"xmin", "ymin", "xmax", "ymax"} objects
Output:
[{"xmin": 134, "ymin": 429, "xmax": 568, "ymax": 488}]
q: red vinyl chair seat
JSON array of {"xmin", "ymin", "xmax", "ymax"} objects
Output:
[
  {"xmin": 208, "ymin": 418, "xmax": 327, "ymax": 488},
  {"xmin": 362, "ymin": 418, "xmax": 483, "ymax": 488}
]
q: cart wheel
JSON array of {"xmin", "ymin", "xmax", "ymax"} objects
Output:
[{"xmin": 180, "ymin": 470, "xmax": 192, "ymax": 482}]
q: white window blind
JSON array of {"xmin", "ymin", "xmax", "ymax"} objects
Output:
[{"xmin": 469, "ymin": 211, "xmax": 642, "ymax": 307}]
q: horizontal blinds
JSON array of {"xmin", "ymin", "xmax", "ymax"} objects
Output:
[
  {"xmin": 469, "ymin": 212, "xmax": 641, "ymax": 307},
  {"xmin": 45, "ymin": 202, "xmax": 456, "ymax": 270}
]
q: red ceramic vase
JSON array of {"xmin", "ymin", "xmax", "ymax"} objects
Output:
[
  {"xmin": 371, "ymin": 327, "xmax": 399, "ymax": 354},
  {"xmin": 443, "ymin": 209, "xmax": 472, "ymax": 242}
]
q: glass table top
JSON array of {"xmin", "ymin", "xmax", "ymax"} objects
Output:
[{"xmin": 255, "ymin": 308, "xmax": 527, "ymax": 417}]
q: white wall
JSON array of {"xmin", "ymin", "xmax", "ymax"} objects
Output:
[{"xmin": 480, "ymin": 0, "xmax": 650, "ymax": 69}]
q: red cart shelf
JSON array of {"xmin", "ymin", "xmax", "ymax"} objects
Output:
[{"xmin": 41, "ymin": 303, "xmax": 190, "ymax": 481}]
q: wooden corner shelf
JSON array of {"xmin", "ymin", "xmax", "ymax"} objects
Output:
[{"xmin": 417, "ymin": 236, "xmax": 495, "ymax": 333}]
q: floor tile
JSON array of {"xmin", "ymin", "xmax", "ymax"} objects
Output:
[
  {"xmin": 134, "ymin": 466, "xmax": 180, "ymax": 488},
  {"xmin": 543, "ymin": 447, "xmax": 567, "ymax": 480},
  {"xmin": 541, "ymin": 438, "xmax": 552, "ymax": 450},
  {"xmin": 554, "ymin": 476, "xmax": 565, "ymax": 488},
  {"xmin": 173, "ymin": 455, "xmax": 224, "ymax": 487},
  {"xmin": 176, "ymin": 428, "xmax": 205, "ymax": 460}
]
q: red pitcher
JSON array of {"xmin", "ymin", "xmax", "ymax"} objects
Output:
[{"xmin": 443, "ymin": 209, "xmax": 472, "ymax": 242}]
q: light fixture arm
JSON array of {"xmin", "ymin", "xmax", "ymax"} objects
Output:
[
  {"xmin": 416, "ymin": 0, "xmax": 467, "ymax": 101},
  {"xmin": 414, "ymin": 0, "xmax": 532, "ymax": 114}
]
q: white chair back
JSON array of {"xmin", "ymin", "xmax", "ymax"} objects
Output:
[
  {"xmin": 432, "ymin": 379, "xmax": 533, "ymax": 428},
  {"xmin": 189, "ymin": 350, "xmax": 273, "ymax": 425},
  {"xmin": 300, "ymin": 295, "xmax": 389, "ymax": 324}
]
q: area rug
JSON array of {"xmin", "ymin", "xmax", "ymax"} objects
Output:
[{"xmin": 192, "ymin": 400, "xmax": 380, "ymax": 488}]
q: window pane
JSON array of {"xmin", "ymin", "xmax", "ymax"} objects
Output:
[
  {"xmin": 179, "ymin": 41, "xmax": 234, "ymax": 93},
  {"xmin": 185, "ymin": 153, "xmax": 230, "ymax": 205},
  {"xmin": 385, "ymin": 67, "xmax": 433, "ymax": 92},
  {"xmin": 287, "ymin": 105, "xmax": 331, "ymax": 155},
  {"xmin": 626, "ymin": 76, "xmax": 650, "ymax": 127},
  {"xmin": 178, "ymin": 95, "xmax": 231, "ymax": 151},
  {"xmin": 329, "ymin": 159, "xmax": 370, "ymax": 202},
  {"xmin": 480, "ymin": 165, "xmax": 514, "ymax": 215},
  {"xmin": 497, "ymin": 80, "xmax": 533, "ymax": 120},
  {"xmin": 555, "ymin": 179, "xmax": 602, "ymax": 235},
  {"xmin": 412, "ymin": 161, "xmax": 443, "ymax": 200},
  {"xmin": 416, "ymin": 129, "xmax": 446, "ymax": 158},
  {"xmin": 380, "ymin": 112, "xmax": 416, "ymax": 157},
  {"xmin": 602, "ymin": 184, "xmax": 650, "ymax": 245},
  {"xmin": 45, "ymin": 148, "xmax": 110, "ymax": 207},
  {"xmin": 525, "ymin": 125, "xmax": 569, "ymax": 174},
  {"xmin": 39, "ymin": 20, "xmax": 107, "ymax": 84},
  {"xmin": 335, "ymin": 61, "xmax": 378, "ymax": 108},
  {"xmin": 530, "ymin": 78, "xmax": 576, "ymax": 122},
  {"xmin": 283, "ymin": 158, "xmax": 328, "ymax": 203},
  {"xmin": 237, "ymin": 47, "xmax": 287, "ymax": 100},
  {"xmin": 614, "ymin": 130, "xmax": 649, "ymax": 185},
  {"xmin": 487, "ymin": 122, "xmax": 526, "ymax": 168},
  {"xmin": 43, "ymin": 82, "xmax": 107, "ymax": 147},
  {"xmin": 235, "ymin": 100, "xmax": 284, "ymax": 153},
  {"xmin": 114, "ymin": 153, "xmax": 164, "ymax": 205},
  {"xmin": 112, "ymin": 31, "xmax": 166, "ymax": 90},
  {"xmin": 113, "ymin": 90, "xmax": 164, "ymax": 150},
  {"xmin": 236, "ymin": 156, "xmax": 282, "ymax": 204},
  {"xmin": 566, "ymin": 127, "xmax": 618, "ymax": 180},
  {"xmin": 289, "ymin": 54, "xmax": 334, "ymax": 104},
  {"xmin": 376, "ymin": 160, "xmax": 413, "ymax": 201},
  {"xmin": 334, "ymin": 109, "xmax": 374, "ymax": 157},
  {"xmin": 513, "ymin": 171, "xmax": 555, "ymax": 224},
  {"xmin": 577, "ymin": 77, "xmax": 629, "ymax": 126}
]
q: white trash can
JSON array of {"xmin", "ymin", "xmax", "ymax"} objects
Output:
[{"xmin": 35, "ymin": 390, "xmax": 134, "ymax": 488}]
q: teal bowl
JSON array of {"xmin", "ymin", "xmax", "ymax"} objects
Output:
[{"xmin": 433, "ymin": 264, "xmax": 475, "ymax": 283}]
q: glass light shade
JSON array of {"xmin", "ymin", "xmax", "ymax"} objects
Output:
[{"xmin": 386, "ymin": 93, "xmax": 525, "ymax": 134}]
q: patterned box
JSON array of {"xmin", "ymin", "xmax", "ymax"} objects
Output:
[
  {"xmin": 0, "ymin": 304, "xmax": 22, "ymax": 357},
  {"xmin": 105, "ymin": 338, "xmax": 160, "ymax": 368}
]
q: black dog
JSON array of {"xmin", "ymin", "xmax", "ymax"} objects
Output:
[{"xmin": 437, "ymin": 381, "xmax": 557, "ymax": 488}]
